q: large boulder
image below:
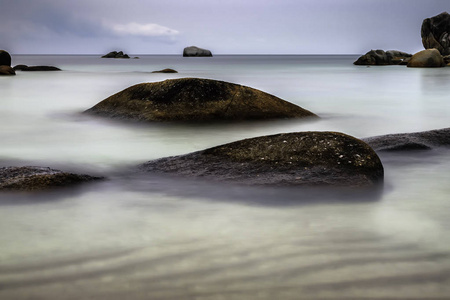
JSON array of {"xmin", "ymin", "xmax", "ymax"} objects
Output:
[
  {"xmin": 13, "ymin": 65, "xmax": 61, "ymax": 71},
  {"xmin": 0, "ymin": 50, "xmax": 11, "ymax": 66},
  {"xmin": 102, "ymin": 51, "xmax": 130, "ymax": 58},
  {"xmin": 407, "ymin": 49, "xmax": 445, "ymax": 68},
  {"xmin": 0, "ymin": 166, "xmax": 102, "ymax": 191},
  {"xmin": 183, "ymin": 46, "xmax": 212, "ymax": 57},
  {"xmin": 0, "ymin": 65, "xmax": 15, "ymax": 76},
  {"xmin": 141, "ymin": 132, "xmax": 384, "ymax": 187},
  {"xmin": 354, "ymin": 49, "xmax": 412, "ymax": 65},
  {"xmin": 421, "ymin": 12, "xmax": 450, "ymax": 55},
  {"xmin": 84, "ymin": 78, "xmax": 317, "ymax": 122},
  {"xmin": 363, "ymin": 128, "xmax": 450, "ymax": 151}
]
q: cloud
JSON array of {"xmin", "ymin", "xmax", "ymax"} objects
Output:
[{"xmin": 108, "ymin": 22, "xmax": 179, "ymax": 37}]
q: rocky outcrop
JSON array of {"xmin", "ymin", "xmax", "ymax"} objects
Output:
[
  {"xmin": 407, "ymin": 49, "xmax": 446, "ymax": 68},
  {"xmin": 141, "ymin": 132, "xmax": 384, "ymax": 187},
  {"xmin": 0, "ymin": 50, "xmax": 11, "ymax": 66},
  {"xmin": 0, "ymin": 166, "xmax": 102, "ymax": 191},
  {"xmin": 84, "ymin": 78, "xmax": 317, "ymax": 122},
  {"xmin": 101, "ymin": 51, "xmax": 130, "ymax": 58},
  {"xmin": 421, "ymin": 12, "xmax": 450, "ymax": 55},
  {"xmin": 0, "ymin": 65, "xmax": 15, "ymax": 75},
  {"xmin": 13, "ymin": 65, "xmax": 61, "ymax": 71},
  {"xmin": 183, "ymin": 46, "xmax": 212, "ymax": 57},
  {"xmin": 363, "ymin": 128, "xmax": 450, "ymax": 151},
  {"xmin": 354, "ymin": 49, "xmax": 412, "ymax": 65},
  {"xmin": 151, "ymin": 68, "xmax": 178, "ymax": 73}
]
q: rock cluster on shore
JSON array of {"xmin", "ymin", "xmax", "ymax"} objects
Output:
[
  {"xmin": 84, "ymin": 78, "xmax": 317, "ymax": 122},
  {"xmin": 354, "ymin": 50, "xmax": 412, "ymax": 65}
]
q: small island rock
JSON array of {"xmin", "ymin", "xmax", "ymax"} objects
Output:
[
  {"xmin": 183, "ymin": 46, "xmax": 212, "ymax": 57},
  {"xmin": 84, "ymin": 78, "xmax": 317, "ymax": 122},
  {"xmin": 0, "ymin": 50, "xmax": 12, "ymax": 66},
  {"xmin": 0, "ymin": 166, "xmax": 102, "ymax": 191},
  {"xmin": 151, "ymin": 68, "xmax": 178, "ymax": 73},
  {"xmin": 0, "ymin": 65, "xmax": 15, "ymax": 76},
  {"xmin": 363, "ymin": 128, "xmax": 450, "ymax": 151},
  {"xmin": 102, "ymin": 51, "xmax": 130, "ymax": 59},
  {"xmin": 354, "ymin": 49, "xmax": 412, "ymax": 65},
  {"xmin": 407, "ymin": 49, "xmax": 445, "ymax": 68},
  {"xmin": 13, "ymin": 65, "xmax": 61, "ymax": 71},
  {"xmin": 421, "ymin": 12, "xmax": 450, "ymax": 55},
  {"xmin": 141, "ymin": 132, "xmax": 384, "ymax": 187}
]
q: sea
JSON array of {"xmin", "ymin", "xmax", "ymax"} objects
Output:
[{"xmin": 0, "ymin": 55, "xmax": 449, "ymax": 299}]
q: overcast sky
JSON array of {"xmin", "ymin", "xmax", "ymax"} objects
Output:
[{"xmin": 0, "ymin": 0, "xmax": 448, "ymax": 55}]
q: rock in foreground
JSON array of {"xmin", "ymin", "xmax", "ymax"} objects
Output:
[
  {"xmin": 421, "ymin": 12, "xmax": 450, "ymax": 55},
  {"xmin": 183, "ymin": 46, "xmax": 212, "ymax": 57},
  {"xmin": 363, "ymin": 128, "xmax": 450, "ymax": 151},
  {"xmin": 407, "ymin": 49, "xmax": 446, "ymax": 68},
  {"xmin": 0, "ymin": 65, "xmax": 15, "ymax": 75},
  {"xmin": 0, "ymin": 50, "xmax": 12, "ymax": 66},
  {"xmin": 0, "ymin": 166, "xmax": 102, "ymax": 191},
  {"xmin": 84, "ymin": 78, "xmax": 317, "ymax": 122},
  {"xmin": 354, "ymin": 49, "xmax": 412, "ymax": 65},
  {"xmin": 142, "ymin": 132, "xmax": 384, "ymax": 187}
]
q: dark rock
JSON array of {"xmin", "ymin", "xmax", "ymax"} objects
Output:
[
  {"xmin": 363, "ymin": 128, "xmax": 450, "ymax": 151},
  {"xmin": 183, "ymin": 46, "xmax": 212, "ymax": 57},
  {"xmin": 151, "ymin": 68, "xmax": 178, "ymax": 73},
  {"xmin": 443, "ymin": 55, "xmax": 450, "ymax": 64},
  {"xmin": 13, "ymin": 65, "xmax": 61, "ymax": 71},
  {"xmin": 141, "ymin": 132, "xmax": 384, "ymax": 187},
  {"xmin": 101, "ymin": 51, "xmax": 130, "ymax": 58},
  {"xmin": 0, "ymin": 166, "xmax": 103, "ymax": 191},
  {"xmin": 84, "ymin": 78, "xmax": 317, "ymax": 122},
  {"xmin": 407, "ymin": 49, "xmax": 445, "ymax": 68},
  {"xmin": 421, "ymin": 12, "xmax": 450, "ymax": 55},
  {"xmin": 0, "ymin": 50, "xmax": 11, "ymax": 66},
  {"xmin": 354, "ymin": 49, "xmax": 412, "ymax": 65},
  {"xmin": 0, "ymin": 65, "xmax": 15, "ymax": 75}
]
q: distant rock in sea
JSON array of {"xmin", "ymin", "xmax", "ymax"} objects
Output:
[
  {"xmin": 0, "ymin": 166, "xmax": 103, "ymax": 191},
  {"xmin": 407, "ymin": 49, "xmax": 446, "ymax": 68},
  {"xmin": 141, "ymin": 131, "xmax": 384, "ymax": 188},
  {"xmin": 84, "ymin": 78, "xmax": 317, "ymax": 122},
  {"xmin": 183, "ymin": 46, "xmax": 212, "ymax": 57},
  {"xmin": 363, "ymin": 128, "xmax": 450, "ymax": 151},
  {"xmin": 13, "ymin": 65, "xmax": 62, "ymax": 71},
  {"xmin": 421, "ymin": 12, "xmax": 450, "ymax": 55},
  {"xmin": 151, "ymin": 68, "xmax": 178, "ymax": 73},
  {"xmin": 102, "ymin": 51, "xmax": 130, "ymax": 59},
  {"xmin": 0, "ymin": 65, "xmax": 15, "ymax": 76},
  {"xmin": 0, "ymin": 50, "xmax": 12, "ymax": 66},
  {"xmin": 354, "ymin": 49, "xmax": 412, "ymax": 65}
]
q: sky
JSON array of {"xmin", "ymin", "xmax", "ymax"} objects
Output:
[{"xmin": 0, "ymin": 0, "xmax": 448, "ymax": 55}]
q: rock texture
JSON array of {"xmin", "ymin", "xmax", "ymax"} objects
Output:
[
  {"xmin": 84, "ymin": 78, "xmax": 317, "ymax": 122},
  {"xmin": 151, "ymin": 68, "xmax": 178, "ymax": 73},
  {"xmin": 363, "ymin": 128, "xmax": 450, "ymax": 151},
  {"xmin": 0, "ymin": 166, "xmax": 102, "ymax": 191},
  {"xmin": 102, "ymin": 51, "xmax": 130, "ymax": 58},
  {"xmin": 354, "ymin": 49, "xmax": 412, "ymax": 65},
  {"xmin": 183, "ymin": 46, "xmax": 212, "ymax": 57},
  {"xmin": 421, "ymin": 12, "xmax": 450, "ymax": 55},
  {"xmin": 13, "ymin": 65, "xmax": 61, "ymax": 71},
  {"xmin": 141, "ymin": 132, "xmax": 384, "ymax": 187},
  {"xmin": 0, "ymin": 50, "xmax": 11, "ymax": 66},
  {"xmin": 407, "ymin": 49, "xmax": 446, "ymax": 68},
  {"xmin": 0, "ymin": 65, "xmax": 15, "ymax": 75}
]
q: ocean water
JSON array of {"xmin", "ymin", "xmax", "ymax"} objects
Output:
[{"xmin": 0, "ymin": 55, "xmax": 449, "ymax": 299}]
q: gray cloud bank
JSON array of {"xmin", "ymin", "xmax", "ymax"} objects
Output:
[{"xmin": 0, "ymin": 0, "xmax": 448, "ymax": 54}]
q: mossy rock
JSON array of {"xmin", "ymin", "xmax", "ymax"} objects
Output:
[
  {"xmin": 84, "ymin": 78, "xmax": 317, "ymax": 122},
  {"xmin": 141, "ymin": 131, "xmax": 384, "ymax": 187},
  {"xmin": 0, "ymin": 166, "xmax": 102, "ymax": 191}
]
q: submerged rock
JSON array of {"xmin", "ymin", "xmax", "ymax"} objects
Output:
[
  {"xmin": 0, "ymin": 50, "xmax": 12, "ymax": 66},
  {"xmin": 84, "ymin": 78, "xmax": 317, "ymax": 122},
  {"xmin": 0, "ymin": 65, "xmax": 15, "ymax": 75},
  {"xmin": 363, "ymin": 128, "xmax": 450, "ymax": 151},
  {"xmin": 421, "ymin": 12, "xmax": 450, "ymax": 55},
  {"xmin": 141, "ymin": 132, "xmax": 384, "ymax": 187},
  {"xmin": 183, "ymin": 46, "xmax": 212, "ymax": 57},
  {"xmin": 0, "ymin": 166, "xmax": 103, "ymax": 191},
  {"xmin": 13, "ymin": 65, "xmax": 61, "ymax": 71},
  {"xmin": 151, "ymin": 68, "xmax": 178, "ymax": 73},
  {"xmin": 102, "ymin": 51, "xmax": 130, "ymax": 58},
  {"xmin": 354, "ymin": 49, "xmax": 412, "ymax": 65},
  {"xmin": 407, "ymin": 49, "xmax": 446, "ymax": 68}
]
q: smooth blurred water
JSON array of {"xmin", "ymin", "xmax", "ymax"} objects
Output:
[{"xmin": 0, "ymin": 55, "xmax": 449, "ymax": 299}]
